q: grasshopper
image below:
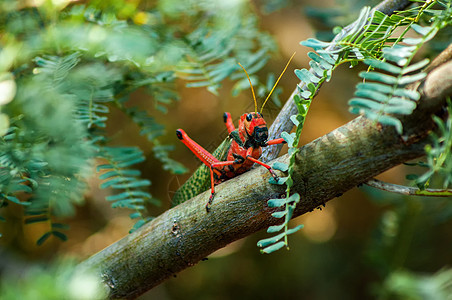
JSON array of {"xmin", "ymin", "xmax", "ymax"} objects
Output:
[{"xmin": 173, "ymin": 53, "xmax": 295, "ymax": 212}]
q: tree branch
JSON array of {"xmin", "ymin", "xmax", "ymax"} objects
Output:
[
  {"xmin": 366, "ymin": 179, "xmax": 452, "ymax": 196},
  {"xmin": 76, "ymin": 48, "xmax": 452, "ymax": 298}
]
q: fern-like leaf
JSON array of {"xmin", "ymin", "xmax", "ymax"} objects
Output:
[
  {"xmin": 125, "ymin": 107, "xmax": 188, "ymax": 174},
  {"xmin": 348, "ymin": 21, "xmax": 443, "ymax": 133},
  {"xmin": 98, "ymin": 146, "xmax": 157, "ymax": 231},
  {"xmin": 33, "ymin": 52, "xmax": 82, "ymax": 85},
  {"xmin": 177, "ymin": 15, "xmax": 276, "ymax": 96},
  {"xmin": 411, "ymin": 99, "xmax": 452, "ymax": 189}
]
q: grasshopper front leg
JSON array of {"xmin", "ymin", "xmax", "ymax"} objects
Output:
[{"xmin": 245, "ymin": 147, "xmax": 281, "ymax": 182}]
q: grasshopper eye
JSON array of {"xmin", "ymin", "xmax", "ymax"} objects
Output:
[
  {"xmin": 246, "ymin": 114, "xmax": 252, "ymax": 121},
  {"xmin": 258, "ymin": 112, "xmax": 263, "ymax": 118}
]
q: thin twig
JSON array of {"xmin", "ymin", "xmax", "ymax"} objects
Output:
[{"xmin": 366, "ymin": 178, "xmax": 452, "ymax": 196}]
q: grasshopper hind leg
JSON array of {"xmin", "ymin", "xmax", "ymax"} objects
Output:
[
  {"xmin": 205, "ymin": 166, "xmax": 216, "ymax": 212},
  {"xmin": 206, "ymin": 193, "xmax": 215, "ymax": 212}
]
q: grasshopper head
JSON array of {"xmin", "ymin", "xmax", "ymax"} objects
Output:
[{"xmin": 240, "ymin": 112, "xmax": 268, "ymax": 146}]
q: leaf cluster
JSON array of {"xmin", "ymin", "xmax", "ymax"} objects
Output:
[
  {"xmin": 260, "ymin": 0, "xmax": 451, "ymax": 253},
  {"xmin": 408, "ymin": 99, "xmax": 452, "ymax": 189},
  {"xmin": 302, "ymin": 1, "xmax": 450, "ymax": 134},
  {"xmin": 0, "ymin": 1, "xmax": 277, "ymax": 242}
]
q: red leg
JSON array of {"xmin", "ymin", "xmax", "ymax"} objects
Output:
[
  {"xmin": 177, "ymin": 129, "xmax": 223, "ymax": 212},
  {"xmin": 223, "ymin": 112, "xmax": 235, "ymax": 134},
  {"xmin": 206, "ymin": 166, "xmax": 216, "ymax": 212},
  {"xmin": 245, "ymin": 148, "xmax": 279, "ymax": 181},
  {"xmin": 176, "ymin": 129, "xmax": 220, "ymax": 167},
  {"xmin": 205, "ymin": 159, "xmax": 237, "ymax": 212},
  {"xmin": 266, "ymin": 138, "xmax": 286, "ymax": 146}
]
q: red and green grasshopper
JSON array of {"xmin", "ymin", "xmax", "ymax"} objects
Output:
[{"xmin": 173, "ymin": 53, "xmax": 295, "ymax": 212}]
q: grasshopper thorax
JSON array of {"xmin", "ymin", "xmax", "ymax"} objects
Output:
[{"xmin": 239, "ymin": 112, "xmax": 268, "ymax": 147}]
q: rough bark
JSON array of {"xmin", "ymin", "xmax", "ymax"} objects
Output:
[{"xmin": 76, "ymin": 52, "xmax": 452, "ymax": 298}]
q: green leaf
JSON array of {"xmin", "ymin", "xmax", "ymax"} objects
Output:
[
  {"xmin": 111, "ymin": 179, "xmax": 151, "ymax": 189},
  {"xmin": 290, "ymin": 114, "xmax": 300, "ymax": 126},
  {"xmin": 271, "ymin": 211, "xmax": 286, "ymax": 218},
  {"xmin": 378, "ymin": 115, "xmax": 403, "ymax": 134},
  {"xmin": 286, "ymin": 224, "xmax": 304, "ymax": 235},
  {"xmin": 25, "ymin": 216, "xmax": 49, "ymax": 224},
  {"xmin": 371, "ymin": 10, "xmax": 389, "ymax": 23},
  {"xmin": 296, "ymin": 114, "xmax": 305, "ymax": 125},
  {"xmin": 273, "ymin": 162, "xmax": 289, "ymax": 172},
  {"xmin": 309, "ymin": 60, "xmax": 325, "ymax": 77},
  {"xmin": 288, "ymin": 147, "xmax": 298, "ymax": 156},
  {"xmin": 300, "ymin": 38, "xmax": 331, "ymax": 50},
  {"xmin": 110, "ymin": 198, "xmax": 144, "ymax": 208},
  {"xmin": 349, "ymin": 98, "xmax": 383, "ymax": 110},
  {"xmin": 51, "ymin": 223, "xmax": 70, "ymax": 230},
  {"xmin": 106, "ymin": 191, "xmax": 151, "ymax": 201},
  {"xmin": 285, "ymin": 176, "xmax": 294, "ymax": 188},
  {"xmin": 296, "ymin": 103, "xmax": 307, "ymax": 115},
  {"xmin": 267, "ymin": 198, "xmax": 288, "ymax": 208},
  {"xmin": 295, "ymin": 69, "xmax": 320, "ymax": 84},
  {"xmin": 364, "ymin": 59, "xmax": 402, "ymax": 74},
  {"xmin": 386, "ymin": 97, "xmax": 416, "ymax": 109},
  {"xmin": 129, "ymin": 212, "xmax": 142, "ymax": 219},
  {"xmin": 24, "ymin": 209, "xmax": 48, "ymax": 216},
  {"xmin": 261, "ymin": 241, "xmax": 286, "ymax": 254},
  {"xmin": 286, "ymin": 203, "xmax": 296, "ymax": 221},
  {"xmin": 382, "ymin": 45, "xmax": 416, "ymax": 65},
  {"xmin": 403, "ymin": 59, "xmax": 429, "ymax": 74},
  {"xmin": 308, "ymin": 52, "xmax": 333, "ymax": 69},
  {"xmin": 410, "ymin": 24, "xmax": 432, "ymax": 36},
  {"xmin": 257, "ymin": 231, "xmax": 286, "ymax": 247},
  {"xmin": 9, "ymin": 183, "xmax": 33, "ymax": 193},
  {"xmin": 287, "ymin": 193, "xmax": 300, "ymax": 203},
  {"xmin": 294, "ymin": 97, "xmax": 308, "ymax": 116},
  {"xmin": 6, "ymin": 196, "xmax": 31, "ymax": 206},
  {"xmin": 129, "ymin": 219, "xmax": 147, "ymax": 233},
  {"xmin": 355, "ymin": 89, "xmax": 388, "ymax": 102},
  {"xmin": 267, "ymin": 223, "xmax": 285, "ymax": 233},
  {"xmin": 359, "ymin": 71, "xmax": 397, "ymax": 84},
  {"xmin": 299, "ymin": 89, "xmax": 312, "ymax": 99},
  {"xmin": 393, "ymin": 88, "xmax": 420, "ymax": 100},
  {"xmin": 281, "ymin": 131, "xmax": 294, "ymax": 145},
  {"xmin": 403, "ymin": 38, "xmax": 424, "ymax": 45},
  {"xmin": 100, "ymin": 177, "xmax": 125, "ymax": 188},
  {"xmin": 52, "ymin": 231, "xmax": 68, "ymax": 242},
  {"xmin": 117, "ymin": 157, "xmax": 145, "ymax": 168},
  {"xmin": 352, "ymin": 48, "xmax": 364, "ymax": 59},
  {"xmin": 97, "ymin": 164, "xmax": 113, "ymax": 171},
  {"xmin": 343, "ymin": 6, "xmax": 371, "ymax": 42},
  {"xmin": 99, "ymin": 169, "xmax": 141, "ymax": 180},
  {"xmin": 269, "ymin": 176, "xmax": 289, "ymax": 185},
  {"xmin": 398, "ymin": 72, "xmax": 426, "ymax": 85},
  {"xmin": 186, "ymin": 81, "xmax": 212, "ymax": 88},
  {"xmin": 319, "ymin": 52, "xmax": 337, "ymax": 65},
  {"xmin": 307, "ymin": 82, "xmax": 316, "ymax": 94},
  {"xmin": 37, "ymin": 232, "xmax": 52, "ymax": 246},
  {"xmin": 356, "ymin": 82, "xmax": 392, "ymax": 94}
]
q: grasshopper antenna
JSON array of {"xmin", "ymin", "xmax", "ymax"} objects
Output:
[
  {"xmin": 238, "ymin": 62, "xmax": 258, "ymax": 113},
  {"xmin": 260, "ymin": 52, "xmax": 296, "ymax": 113}
]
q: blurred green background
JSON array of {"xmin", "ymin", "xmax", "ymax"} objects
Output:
[{"xmin": 1, "ymin": 0, "xmax": 451, "ymax": 299}]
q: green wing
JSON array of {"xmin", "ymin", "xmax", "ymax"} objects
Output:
[{"xmin": 171, "ymin": 137, "xmax": 232, "ymax": 206}]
